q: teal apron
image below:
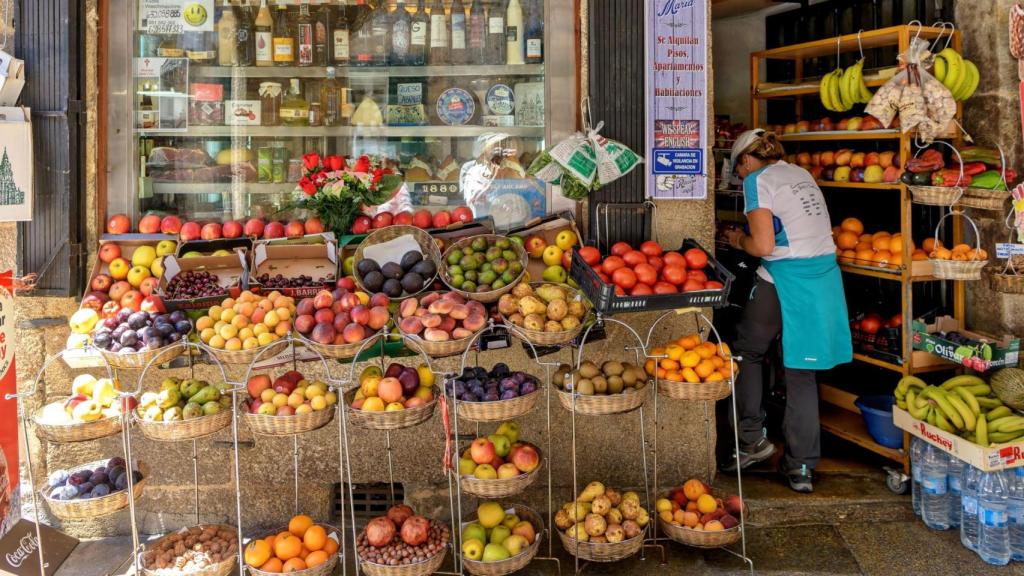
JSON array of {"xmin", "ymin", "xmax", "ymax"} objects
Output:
[{"xmin": 762, "ymin": 255, "xmax": 852, "ymax": 370}]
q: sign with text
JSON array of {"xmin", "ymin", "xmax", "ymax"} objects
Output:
[
  {"xmin": 0, "ymin": 520, "xmax": 78, "ymax": 576},
  {"xmin": 0, "ymin": 279, "xmax": 18, "ymax": 541},
  {"xmin": 139, "ymin": 0, "xmax": 215, "ymax": 34},
  {"xmin": 646, "ymin": 0, "xmax": 709, "ymax": 200}
]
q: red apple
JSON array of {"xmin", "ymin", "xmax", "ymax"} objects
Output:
[
  {"xmin": 98, "ymin": 242, "xmax": 121, "ymax": 264},
  {"xmin": 140, "ymin": 295, "xmax": 166, "ymax": 314},
  {"xmin": 432, "ymin": 210, "xmax": 452, "ymax": 229},
  {"xmin": 510, "ymin": 444, "xmax": 540, "ymax": 473},
  {"xmin": 139, "ymin": 276, "xmax": 160, "ymax": 296},
  {"xmin": 524, "ymin": 236, "xmax": 547, "ymax": 258},
  {"xmin": 222, "ymin": 220, "xmax": 243, "ymax": 238},
  {"xmin": 351, "ymin": 215, "xmax": 372, "ymax": 234},
  {"xmin": 80, "ymin": 292, "xmax": 108, "ymax": 311},
  {"xmin": 285, "ymin": 219, "xmax": 305, "ymax": 238},
  {"xmin": 249, "ymin": 398, "xmax": 264, "ymax": 414},
  {"xmin": 393, "ymin": 211, "xmax": 413, "ymax": 226},
  {"xmin": 244, "ymin": 218, "xmax": 265, "ymax": 237},
  {"xmin": 138, "ymin": 214, "xmax": 162, "ymax": 234},
  {"xmin": 263, "ymin": 221, "xmax": 285, "ymax": 239},
  {"xmin": 452, "ymin": 206, "xmax": 473, "ymax": 223},
  {"xmin": 372, "ymin": 212, "xmax": 394, "ymax": 229},
  {"xmin": 120, "ymin": 290, "xmax": 144, "ymax": 312},
  {"xmin": 90, "ymin": 273, "xmax": 113, "ymax": 292},
  {"xmin": 201, "ymin": 222, "xmax": 223, "ymax": 240},
  {"xmin": 160, "ymin": 215, "xmax": 182, "ymax": 234},
  {"xmin": 470, "ymin": 437, "xmax": 496, "ymax": 465},
  {"xmin": 180, "ymin": 221, "xmax": 202, "ymax": 241},
  {"xmin": 106, "ymin": 213, "xmax": 131, "ymax": 234},
  {"xmin": 108, "ymin": 281, "xmax": 132, "ymax": 302},
  {"xmin": 336, "ymin": 277, "xmax": 356, "ymax": 291},
  {"xmin": 273, "ymin": 375, "xmax": 297, "ymax": 395},
  {"xmin": 304, "ymin": 217, "xmax": 324, "ymax": 234},
  {"xmin": 412, "ymin": 210, "xmax": 433, "ymax": 229}
]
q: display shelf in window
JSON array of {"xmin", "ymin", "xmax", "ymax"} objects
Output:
[
  {"xmin": 190, "ymin": 63, "xmax": 545, "ymax": 79},
  {"xmin": 135, "ymin": 125, "xmax": 545, "ymax": 138},
  {"xmin": 149, "ymin": 182, "xmax": 299, "ymax": 196}
]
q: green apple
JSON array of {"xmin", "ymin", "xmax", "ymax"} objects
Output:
[
  {"xmin": 458, "ymin": 457, "xmax": 477, "ymax": 476},
  {"xmin": 502, "ymin": 513, "xmax": 520, "ymax": 530},
  {"xmin": 155, "ymin": 240, "xmax": 177, "ymax": 256},
  {"xmin": 482, "ymin": 543, "xmax": 510, "ymax": 562},
  {"xmin": 182, "ymin": 251, "xmax": 203, "ymax": 258},
  {"xmin": 509, "ymin": 236, "xmax": 524, "ymax": 247},
  {"xmin": 489, "ymin": 525, "xmax": 511, "ymax": 546},
  {"xmin": 488, "ymin": 434, "xmax": 511, "ymax": 458},
  {"xmin": 461, "ymin": 523, "xmax": 487, "ymax": 546},
  {"xmin": 541, "ymin": 265, "xmax": 567, "ymax": 283},
  {"xmin": 473, "ymin": 464, "xmax": 497, "ymax": 480},
  {"xmin": 343, "ymin": 255, "xmax": 355, "ymax": 276},
  {"xmin": 495, "ymin": 421, "xmax": 519, "ymax": 444}
]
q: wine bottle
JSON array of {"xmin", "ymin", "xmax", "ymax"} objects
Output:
[
  {"xmin": 235, "ymin": 1, "xmax": 255, "ymax": 66},
  {"xmin": 254, "ymin": 0, "xmax": 273, "ymax": 66},
  {"xmin": 450, "ymin": 0, "xmax": 468, "ymax": 64},
  {"xmin": 468, "ymin": 0, "xmax": 486, "ymax": 65},
  {"xmin": 321, "ymin": 66, "xmax": 344, "ymax": 126},
  {"xmin": 505, "ymin": 0, "xmax": 523, "ymax": 65},
  {"xmin": 370, "ymin": 0, "xmax": 390, "ymax": 66},
  {"xmin": 409, "ymin": 0, "xmax": 429, "ymax": 65},
  {"xmin": 391, "ymin": 0, "xmax": 412, "ymax": 65},
  {"xmin": 314, "ymin": 1, "xmax": 333, "ymax": 66},
  {"xmin": 484, "ymin": 0, "xmax": 505, "ymax": 64},
  {"xmin": 296, "ymin": 0, "xmax": 314, "ymax": 66},
  {"xmin": 524, "ymin": 0, "xmax": 542, "ymax": 63},
  {"xmin": 272, "ymin": 4, "xmax": 295, "ymax": 66},
  {"xmin": 428, "ymin": 0, "xmax": 449, "ymax": 65},
  {"xmin": 280, "ymin": 78, "xmax": 310, "ymax": 126},
  {"xmin": 333, "ymin": 0, "xmax": 351, "ymax": 65}
]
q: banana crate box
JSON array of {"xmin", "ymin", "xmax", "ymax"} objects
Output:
[
  {"xmin": 912, "ymin": 316, "xmax": 1020, "ymax": 373},
  {"xmin": 893, "ymin": 406, "xmax": 1024, "ymax": 472}
]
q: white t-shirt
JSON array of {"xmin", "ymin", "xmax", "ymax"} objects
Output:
[{"xmin": 743, "ymin": 161, "xmax": 836, "ymax": 282}]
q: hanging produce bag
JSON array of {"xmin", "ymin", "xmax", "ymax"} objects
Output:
[
  {"xmin": 527, "ymin": 120, "xmax": 643, "ymax": 200},
  {"xmin": 865, "ymin": 37, "xmax": 957, "ymax": 142}
]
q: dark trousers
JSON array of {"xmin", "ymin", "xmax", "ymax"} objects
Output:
[{"xmin": 733, "ymin": 277, "xmax": 821, "ymax": 471}]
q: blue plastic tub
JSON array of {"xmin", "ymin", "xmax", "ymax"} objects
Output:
[{"xmin": 854, "ymin": 395, "xmax": 903, "ymax": 449}]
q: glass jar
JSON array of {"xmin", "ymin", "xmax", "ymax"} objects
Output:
[{"xmin": 259, "ymin": 82, "xmax": 283, "ymax": 127}]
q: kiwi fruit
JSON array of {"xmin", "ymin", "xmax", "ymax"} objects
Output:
[
  {"xmin": 579, "ymin": 361, "xmax": 600, "ymax": 379},
  {"xmin": 607, "ymin": 375, "xmax": 624, "ymax": 394},
  {"xmin": 577, "ymin": 378, "xmax": 594, "ymax": 395},
  {"xmin": 592, "ymin": 376, "xmax": 608, "ymax": 394},
  {"xmin": 620, "ymin": 367, "xmax": 637, "ymax": 387}
]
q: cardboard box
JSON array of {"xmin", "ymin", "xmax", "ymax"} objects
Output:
[
  {"xmin": 505, "ymin": 211, "xmax": 582, "ymax": 281},
  {"xmin": 84, "ymin": 237, "xmax": 180, "ymax": 307},
  {"xmin": 158, "ymin": 251, "xmax": 249, "ymax": 312},
  {"xmin": 912, "ymin": 315, "xmax": 1020, "ymax": 372},
  {"xmin": 176, "ymin": 237, "xmax": 254, "ymax": 259},
  {"xmin": 252, "ymin": 240, "xmax": 338, "ymax": 298},
  {"xmin": 894, "ymin": 406, "xmax": 1024, "ymax": 471}
]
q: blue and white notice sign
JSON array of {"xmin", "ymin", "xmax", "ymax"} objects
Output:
[{"xmin": 652, "ymin": 149, "xmax": 703, "ymax": 175}]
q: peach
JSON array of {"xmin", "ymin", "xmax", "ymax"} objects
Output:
[
  {"xmin": 682, "ymin": 479, "xmax": 706, "ymax": 501},
  {"xmin": 311, "ymin": 323, "xmax": 336, "ymax": 344},
  {"xmin": 796, "ymin": 152, "xmax": 811, "ymax": 165},
  {"xmin": 428, "ymin": 299, "xmax": 454, "ymax": 315},
  {"xmin": 442, "ymin": 292, "xmax": 465, "ymax": 304},
  {"xmin": 400, "ymin": 298, "xmax": 419, "ymax": 318},
  {"xmin": 314, "ymin": 308, "xmax": 335, "ymax": 325},
  {"xmin": 378, "ymin": 377, "xmax": 403, "ymax": 403},
  {"xmin": 370, "ymin": 292, "xmax": 390, "ymax": 308},
  {"xmin": 333, "ymin": 312, "xmax": 351, "ymax": 332},
  {"xmin": 452, "ymin": 327, "xmax": 473, "ymax": 339},
  {"xmin": 879, "ymin": 151, "xmax": 896, "ymax": 168},
  {"xmin": 350, "ymin": 305, "xmax": 370, "ymax": 326},
  {"xmin": 313, "ymin": 290, "xmax": 334, "ymax": 310},
  {"xmin": 343, "ymin": 323, "xmax": 366, "ymax": 343},
  {"xmin": 367, "ymin": 306, "xmax": 389, "ymax": 330},
  {"xmin": 438, "ymin": 315, "xmax": 456, "ymax": 333},
  {"xmin": 849, "ymin": 152, "xmax": 865, "ymax": 168},
  {"xmin": 820, "ymin": 151, "xmax": 835, "ymax": 167},
  {"xmin": 682, "ymin": 511, "xmax": 699, "ymax": 527},
  {"xmin": 462, "ymin": 312, "xmax": 486, "ymax": 332},
  {"xmin": 285, "ymin": 219, "xmax": 306, "ymax": 238},
  {"xmin": 449, "ymin": 303, "xmax": 470, "ymax": 320},
  {"xmin": 414, "ymin": 307, "xmax": 427, "ymax": 317},
  {"xmin": 467, "ymin": 300, "xmax": 486, "ymax": 315},
  {"xmin": 338, "ymin": 292, "xmax": 360, "ymax": 311},
  {"xmin": 420, "ymin": 292, "xmax": 441, "ymax": 307},
  {"xmin": 864, "ymin": 152, "xmax": 881, "ymax": 166},
  {"xmin": 424, "ymin": 328, "xmax": 450, "ymax": 342},
  {"xmin": 295, "ymin": 314, "xmax": 316, "ymax": 334},
  {"xmin": 421, "ymin": 314, "xmax": 442, "ymax": 328},
  {"xmin": 399, "ymin": 317, "xmax": 424, "ymax": 334},
  {"xmin": 296, "ymin": 299, "xmax": 315, "ymax": 317}
]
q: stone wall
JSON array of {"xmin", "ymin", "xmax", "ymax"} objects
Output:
[
  {"xmin": 3, "ymin": 0, "xmax": 722, "ymax": 539},
  {"xmin": 956, "ymin": 0, "xmax": 1024, "ymax": 338}
]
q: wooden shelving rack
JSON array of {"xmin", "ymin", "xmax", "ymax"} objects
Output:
[{"xmin": 748, "ymin": 25, "xmax": 966, "ymax": 472}]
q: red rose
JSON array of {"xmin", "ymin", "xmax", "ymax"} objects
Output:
[
  {"xmin": 312, "ymin": 170, "xmax": 329, "ymax": 186},
  {"xmin": 353, "ymin": 155, "xmax": 371, "ymax": 174},
  {"xmin": 299, "ymin": 176, "xmax": 316, "ymax": 196},
  {"xmin": 302, "ymin": 152, "xmax": 322, "ymax": 172},
  {"xmin": 325, "ymin": 154, "xmax": 345, "ymax": 172}
]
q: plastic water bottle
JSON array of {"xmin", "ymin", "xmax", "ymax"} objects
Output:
[
  {"xmin": 962, "ymin": 464, "xmax": 980, "ymax": 552},
  {"xmin": 921, "ymin": 444, "xmax": 950, "ymax": 530},
  {"xmin": 911, "ymin": 438, "xmax": 924, "ymax": 517},
  {"xmin": 948, "ymin": 458, "xmax": 963, "ymax": 528},
  {"xmin": 978, "ymin": 470, "xmax": 1010, "ymax": 565},
  {"xmin": 1007, "ymin": 467, "xmax": 1024, "ymax": 561}
]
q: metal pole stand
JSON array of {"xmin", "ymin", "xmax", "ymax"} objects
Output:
[
  {"xmin": 643, "ymin": 308, "xmax": 754, "ymax": 575},
  {"xmin": 335, "ymin": 328, "xmax": 461, "ymax": 576},
  {"xmin": 445, "ymin": 320, "xmax": 562, "ymax": 576},
  {"xmin": 564, "ymin": 315, "xmax": 660, "ymax": 575}
]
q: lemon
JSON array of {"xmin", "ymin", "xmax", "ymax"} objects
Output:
[{"xmin": 182, "ymin": 3, "xmax": 208, "ymax": 27}]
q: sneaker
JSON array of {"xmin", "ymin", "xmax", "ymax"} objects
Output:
[
  {"xmin": 720, "ymin": 437, "xmax": 776, "ymax": 472},
  {"xmin": 780, "ymin": 463, "xmax": 814, "ymax": 493}
]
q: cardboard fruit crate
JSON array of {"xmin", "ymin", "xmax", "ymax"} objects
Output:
[
  {"xmin": 158, "ymin": 251, "xmax": 249, "ymax": 312},
  {"xmin": 505, "ymin": 211, "xmax": 582, "ymax": 282},
  {"xmin": 175, "ymin": 237, "xmax": 254, "ymax": 259},
  {"xmin": 569, "ymin": 239, "xmax": 734, "ymax": 315},
  {"xmin": 894, "ymin": 406, "xmax": 1024, "ymax": 472},
  {"xmin": 912, "ymin": 315, "xmax": 1020, "ymax": 372},
  {"xmin": 251, "ymin": 239, "xmax": 339, "ymax": 298}
]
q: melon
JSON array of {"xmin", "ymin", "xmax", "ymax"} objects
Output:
[{"xmin": 990, "ymin": 368, "xmax": 1024, "ymax": 410}]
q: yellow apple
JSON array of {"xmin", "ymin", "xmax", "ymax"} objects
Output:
[
  {"xmin": 108, "ymin": 257, "xmax": 130, "ymax": 280},
  {"xmin": 541, "ymin": 245, "xmax": 563, "ymax": 267},
  {"xmin": 131, "ymin": 245, "xmax": 157, "ymax": 268},
  {"xmin": 555, "ymin": 230, "xmax": 577, "ymax": 251},
  {"xmin": 150, "ymin": 256, "xmax": 165, "ymax": 278},
  {"xmin": 155, "ymin": 240, "xmax": 177, "ymax": 256}
]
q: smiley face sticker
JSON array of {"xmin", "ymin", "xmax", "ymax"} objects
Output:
[{"xmin": 182, "ymin": 2, "xmax": 209, "ymax": 27}]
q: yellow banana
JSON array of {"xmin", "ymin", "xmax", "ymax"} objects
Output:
[
  {"xmin": 897, "ymin": 375, "xmax": 927, "ymax": 395},
  {"xmin": 957, "ymin": 60, "xmax": 979, "ymax": 101},
  {"xmin": 989, "ymin": 430, "xmax": 1024, "ymax": 444},
  {"xmin": 963, "ymin": 384, "xmax": 992, "ymax": 396},
  {"xmin": 941, "ymin": 374, "xmax": 986, "ymax": 390},
  {"xmin": 925, "ymin": 387, "xmax": 965, "ymax": 430},
  {"xmin": 987, "ymin": 415, "xmax": 1024, "ymax": 432},
  {"xmin": 934, "ymin": 55, "xmax": 948, "ymax": 83},
  {"xmin": 952, "ymin": 386, "xmax": 981, "ymax": 416},
  {"xmin": 976, "ymin": 415, "xmax": 989, "ymax": 446},
  {"xmin": 934, "ymin": 408, "xmax": 956, "ymax": 433},
  {"xmin": 819, "ymin": 71, "xmax": 835, "ymax": 111},
  {"xmin": 937, "ymin": 47, "xmax": 964, "ymax": 92},
  {"xmin": 907, "ymin": 389, "xmax": 930, "ymax": 420},
  {"xmin": 829, "ymin": 69, "xmax": 845, "ymax": 112},
  {"xmin": 977, "ymin": 396, "xmax": 1004, "ymax": 410},
  {"xmin": 986, "ymin": 406, "xmax": 1013, "ymax": 421},
  {"xmin": 947, "ymin": 394, "xmax": 977, "ymax": 431}
]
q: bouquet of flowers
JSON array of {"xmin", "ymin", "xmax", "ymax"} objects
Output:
[{"xmin": 291, "ymin": 153, "xmax": 403, "ymax": 237}]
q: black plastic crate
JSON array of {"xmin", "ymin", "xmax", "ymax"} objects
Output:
[{"xmin": 569, "ymin": 239, "xmax": 734, "ymax": 315}]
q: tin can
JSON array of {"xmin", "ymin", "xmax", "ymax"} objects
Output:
[{"xmin": 272, "ymin": 144, "xmax": 289, "ymax": 184}]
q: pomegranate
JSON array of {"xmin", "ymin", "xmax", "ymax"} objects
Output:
[
  {"xmin": 400, "ymin": 515, "xmax": 430, "ymax": 547},
  {"xmin": 387, "ymin": 504, "xmax": 414, "ymax": 528},
  {"xmin": 365, "ymin": 516, "xmax": 396, "ymax": 548}
]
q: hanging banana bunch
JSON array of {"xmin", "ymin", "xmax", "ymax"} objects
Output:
[{"xmin": 819, "ymin": 58, "xmax": 874, "ymax": 112}]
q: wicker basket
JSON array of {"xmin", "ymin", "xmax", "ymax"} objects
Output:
[
  {"xmin": 439, "ymin": 234, "xmax": 528, "ymax": 303},
  {"xmin": 461, "ymin": 505, "xmax": 543, "ymax": 576},
  {"xmin": 455, "ymin": 388, "xmax": 541, "ymax": 422},
  {"xmin": 40, "ymin": 460, "xmax": 148, "ymax": 520},
  {"xmin": 658, "ymin": 518, "xmax": 742, "ymax": 549},
  {"xmin": 239, "ymin": 400, "xmax": 335, "ymax": 436},
  {"xmin": 908, "ymin": 185, "xmax": 963, "ymax": 206},
  {"xmin": 657, "ymin": 378, "xmax": 732, "ymax": 402},
  {"xmin": 359, "ymin": 549, "xmax": 446, "ymax": 576},
  {"xmin": 134, "ymin": 408, "xmax": 232, "ymax": 442},
  {"xmin": 458, "ymin": 444, "xmax": 543, "ymax": 499},
  {"xmin": 140, "ymin": 524, "xmax": 237, "ymax": 576},
  {"xmin": 343, "ymin": 385, "xmax": 440, "ymax": 430},
  {"xmin": 33, "ymin": 400, "xmax": 122, "ymax": 443},
  {"xmin": 296, "ymin": 330, "xmax": 382, "ymax": 360},
  {"xmin": 247, "ymin": 524, "xmax": 341, "ymax": 576},
  {"xmin": 97, "ymin": 339, "xmax": 188, "ymax": 370},
  {"xmin": 557, "ymin": 526, "xmax": 645, "ymax": 563},
  {"xmin": 353, "ymin": 225, "xmax": 443, "ymax": 301},
  {"xmin": 988, "ymin": 269, "xmax": 1024, "ymax": 294},
  {"xmin": 962, "ymin": 187, "xmax": 1010, "ymax": 211},
  {"xmin": 928, "ymin": 211, "xmax": 988, "ymax": 281},
  {"xmin": 399, "ymin": 326, "xmax": 481, "ymax": 359},
  {"xmin": 556, "ymin": 386, "xmax": 648, "ymax": 416},
  {"xmin": 207, "ymin": 339, "xmax": 289, "ymax": 366},
  {"xmin": 502, "ymin": 283, "xmax": 591, "ymax": 347}
]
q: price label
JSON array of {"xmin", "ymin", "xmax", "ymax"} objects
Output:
[{"xmin": 995, "ymin": 243, "xmax": 1024, "ymax": 258}]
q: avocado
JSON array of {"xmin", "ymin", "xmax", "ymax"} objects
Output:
[
  {"xmin": 401, "ymin": 250, "xmax": 423, "ymax": 271},
  {"xmin": 381, "ymin": 262, "xmax": 404, "ymax": 280},
  {"xmin": 356, "ymin": 259, "xmax": 380, "ymax": 278},
  {"xmin": 911, "ymin": 171, "xmax": 933, "ymax": 185},
  {"xmin": 401, "ymin": 272, "xmax": 424, "ymax": 294},
  {"xmin": 412, "ymin": 259, "xmax": 437, "ymax": 278},
  {"xmin": 363, "ymin": 270, "xmax": 385, "ymax": 293},
  {"xmin": 383, "ymin": 278, "xmax": 403, "ymax": 297},
  {"xmin": 900, "ymin": 170, "xmax": 916, "ymax": 185}
]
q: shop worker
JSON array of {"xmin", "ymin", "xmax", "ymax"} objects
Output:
[{"xmin": 723, "ymin": 129, "xmax": 852, "ymax": 493}]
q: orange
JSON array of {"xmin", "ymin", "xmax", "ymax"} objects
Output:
[
  {"xmin": 259, "ymin": 557, "xmax": 284, "ymax": 573},
  {"xmin": 678, "ymin": 335, "xmax": 700, "ymax": 350},
  {"xmin": 854, "ymin": 241, "xmax": 873, "ymax": 253},
  {"xmin": 932, "ymin": 247, "xmax": 952, "ymax": 260},
  {"xmin": 277, "ymin": 531, "xmax": 292, "ymax": 543},
  {"xmin": 840, "ymin": 217, "xmax": 864, "ymax": 235},
  {"xmin": 245, "ymin": 540, "xmax": 272, "ymax": 567},
  {"xmin": 660, "ymin": 358, "xmax": 680, "ymax": 371},
  {"xmin": 681, "ymin": 368, "xmax": 700, "ymax": 383},
  {"xmin": 717, "ymin": 342, "xmax": 731, "ymax": 357},
  {"xmin": 299, "ymin": 546, "xmax": 310, "ymax": 560},
  {"xmin": 912, "ymin": 249, "xmax": 928, "ymax": 261},
  {"xmin": 274, "ymin": 534, "xmax": 303, "ymax": 561},
  {"xmin": 695, "ymin": 360, "xmax": 715, "ymax": 380},
  {"xmin": 680, "ymin": 351, "xmax": 701, "ymax": 368},
  {"xmin": 838, "ymin": 249, "xmax": 855, "ymax": 264},
  {"xmin": 289, "ymin": 515, "xmax": 315, "ymax": 538},
  {"xmin": 706, "ymin": 371, "xmax": 725, "ymax": 382},
  {"xmin": 650, "ymin": 346, "xmax": 666, "ymax": 357},
  {"xmin": 682, "ymin": 479, "xmax": 706, "ymax": 501},
  {"xmin": 855, "ymin": 248, "xmax": 875, "ymax": 264},
  {"xmin": 664, "ymin": 370, "xmax": 683, "ymax": 382},
  {"xmin": 889, "ymin": 252, "xmax": 904, "ymax": 267},
  {"xmin": 264, "ymin": 534, "xmax": 278, "ymax": 549},
  {"xmin": 836, "ymin": 231, "xmax": 859, "ymax": 250},
  {"xmin": 859, "ymin": 233, "xmax": 873, "ymax": 243},
  {"xmin": 871, "ymin": 234, "xmax": 892, "ymax": 252},
  {"xmin": 695, "ymin": 342, "xmax": 717, "ymax": 359},
  {"xmin": 673, "ymin": 509, "xmax": 686, "ymax": 524},
  {"xmin": 322, "ymin": 537, "xmax": 339, "ymax": 556},
  {"xmin": 665, "ymin": 344, "xmax": 684, "ymax": 361},
  {"xmin": 922, "ymin": 238, "xmax": 941, "ymax": 253},
  {"xmin": 305, "ymin": 550, "xmax": 330, "ymax": 567},
  {"xmin": 872, "ymin": 250, "xmax": 891, "ymax": 269},
  {"xmin": 696, "ymin": 493, "xmax": 717, "ymax": 514},
  {"xmin": 711, "ymin": 356, "xmax": 725, "ymax": 369},
  {"xmin": 951, "ymin": 243, "xmax": 971, "ymax": 255},
  {"xmin": 303, "ymin": 525, "xmax": 327, "ymax": 551},
  {"xmin": 657, "ymin": 367, "xmax": 667, "ymax": 379},
  {"xmin": 282, "ymin": 557, "xmax": 308, "ymax": 572},
  {"xmin": 832, "ymin": 225, "xmax": 842, "ymax": 238},
  {"xmin": 644, "ymin": 359, "xmax": 656, "ymax": 376}
]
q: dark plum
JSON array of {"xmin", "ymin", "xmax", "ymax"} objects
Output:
[{"xmin": 174, "ymin": 320, "xmax": 192, "ymax": 334}]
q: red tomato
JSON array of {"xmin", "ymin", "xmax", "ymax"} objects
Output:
[
  {"xmin": 602, "ymin": 256, "xmax": 626, "ymax": 274},
  {"xmin": 622, "ymin": 250, "xmax": 647, "ymax": 268},
  {"xmin": 630, "ymin": 283, "xmax": 653, "ymax": 296},
  {"xmin": 611, "ymin": 267, "xmax": 638, "ymax": 290},
  {"xmin": 639, "ymin": 240, "xmax": 663, "ymax": 257},
  {"xmin": 682, "ymin": 279, "xmax": 706, "ymax": 292},
  {"xmin": 647, "ymin": 255, "xmax": 664, "ymax": 272},
  {"xmin": 706, "ymin": 280, "xmax": 724, "ymax": 290},
  {"xmin": 634, "ymin": 263, "xmax": 657, "ymax": 286},
  {"xmin": 653, "ymin": 281, "xmax": 678, "ymax": 294},
  {"xmin": 684, "ymin": 248, "xmax": 709, "ymax": 270},
  {"xmin": 610, "ymin": 241, "xmax": 632, "ymax": 257},
  {"xmin": 578, "ymin": 246, "xmax": 601, "ymax": 266},
  {"xmin": 663, "ymin": 251, "xmax": 685, "ymax": 267},
  {"xmin": 662, "ymin": 265, "xmax": 687, "ymax": 286},
  {"xmin": 687, "ymin": 270, "xmax": 708, "ymax": 284},
  {"xmin": 614, "ymin": 285, "xmax": 626, "ymax": 296},
  {"xmin": 597, "ymin": 271, "xmax": 611, "ymax": 283}
]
